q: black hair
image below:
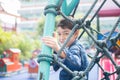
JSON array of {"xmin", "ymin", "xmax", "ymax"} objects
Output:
[{"xmin": 57, "ymin": 19, "xmax": 73, "ymax": 30}]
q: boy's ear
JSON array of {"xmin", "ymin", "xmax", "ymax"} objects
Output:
[
  {"xmin": 75, "ymin": 30, "xmax": 79, "ymax": 36},
  {"xmin": 74, "ymin": 30, "xmax": 79, "ymax": 38}
]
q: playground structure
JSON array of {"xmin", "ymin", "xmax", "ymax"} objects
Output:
[
  {"xmin": 0, "ymin": 48, "xmax": 28, "ymax": 76},
  {"xmin": 0, "ymin": 48, "xmax": 40, "ymax": 77},
  {"xmin": 28, "ymin": 57, "xmax": 38, "ymax": 74},
  {"xmin": 0, "ymin": 48, "xmax": 22, "ymax": 76},
  {"xmin": 28, "ymin": 49, "xmax": 40, "ymax": 74},
  {"xmin": 37, "ymin": 0, "xmax": 120, "ymax": 80}
]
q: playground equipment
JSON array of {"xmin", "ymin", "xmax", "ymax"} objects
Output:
[
  {"xmin": 28, "ymin": 49, "xmax": 40, "ymax": 74},
  {"xmin": 0, "ymin": 48, "xmax": 22, "ymax": 76},
  {"xmin": 28, "ymin": 58, "xmax": 38, "ymax": 74},
  {"xmin": 37, "ymin": 0, "xmax": 120, "ymax": 80}
]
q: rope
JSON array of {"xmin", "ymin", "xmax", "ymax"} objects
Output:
[
  {"xmin": 44, "ymin": 4, "xmax": 58, "ymax": 16},
  {"xmin": 70, "ymin": 0, "xmax": 80, "ymax": 17},
  {"xmin": 112, "ymin": 0, "xmax": 120, "ymax": 8},
  {"xmin": 37, "ymin": 54, "xmax": 53, "ymax": 63}
]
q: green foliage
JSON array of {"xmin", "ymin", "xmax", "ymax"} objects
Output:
[
  {"xmin": 0, "ymin": 28, "xmax": 13, "ymax": 54},
  {"xmin": 37, "ymin": 16, "xmax": 62, "ymax": 36},
  {"xmin": 0, "ymin": 28, "xmax": 41, "ymax": 60},
  {"xmin": 37, "ymin": 17, "xmax": 45, "ymax": 36},
  {"xmin": 18, "ymin": 36, "xmax": 41, "ymax": 60}
]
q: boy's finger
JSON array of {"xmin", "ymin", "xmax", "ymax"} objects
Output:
[{"xmin": 53, "ymin": 32, "xmax": 57, "ymax": 38}]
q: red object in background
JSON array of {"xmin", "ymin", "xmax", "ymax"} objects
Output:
[
  {"xmin": 28, "ymin": 58, "xmax": 38, "ymax": 73},
  {"xmin": 28, "ymin": 49, "xmax": 40, "ymax": 74},
  {"xmin": 0, "ymin": 48, "xmax": 22, "ymax": 73},
  {"xmin": 98, "ymin": 0, "xmax": 120, "ymax": 17},
  {"xmin": 5, "ymin": 48, "xmax": 22, "ymax": 72},
  {"xmin": 99, "ymin": 54, "xmax": 120, "ymax": 80},
  {"xmin": 0, "ymin": 59, "xmax": 5, "ymax": 67}
]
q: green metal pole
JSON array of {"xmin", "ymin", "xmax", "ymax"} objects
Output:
[
  {"xmin": 37, "ymin": 0, "xmax": 58, "ymax": 80},
  {"xmin": 37, "ymin": 0, "xmax": 80, "ymax": 80},
  {"xmin": 62, "ymin": 0, "xmax": 80, "ymax": 16}
]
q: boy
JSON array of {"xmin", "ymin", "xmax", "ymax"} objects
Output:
[{"xmin": 42, "ymin": 19, "xmax": 89, "ymax": 80}]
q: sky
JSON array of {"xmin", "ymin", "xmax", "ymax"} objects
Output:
[{"xmin": 0, "ymin": 0, "xmax": 21, "ymax": 23}]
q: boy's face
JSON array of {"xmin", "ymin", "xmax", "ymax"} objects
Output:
[{"xmin": 57, "ymin": 27, "xmax": 77, "ymax": 47}]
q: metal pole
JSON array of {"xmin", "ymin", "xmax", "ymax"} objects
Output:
[
  {"xmin": 96, "ymin": 15, "xmax": 100, "ymax": 40},
  {"xmin": 61, "ymin": 0, "xmax": 80, "ymax": 16},
  {"xmin": 37, "ymin": 0, "xmax": 80, "ymax": 80},
  {"xmin": 37, "ymin": 0, "xmax": 58, "ymax": 80}
]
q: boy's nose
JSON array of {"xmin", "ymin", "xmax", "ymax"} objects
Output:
[{"xmin": 59, "ymin": 36, "xmax": 65, "ymax": 43}]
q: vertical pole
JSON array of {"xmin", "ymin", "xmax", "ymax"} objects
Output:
[
  {"xmin": 37, "ymin": 0, "xmax": 80, "ymax": 80},
  {"xmin": 37, "ymin": 0, "xmax": 58, "ymax": 80},
  {"xmin": 62, "ymin": 0, "xmax": 80, "ymax": 16},
  {"xmin": 96, "ymin": 15, "xmax": 100, "ymax": 40}
]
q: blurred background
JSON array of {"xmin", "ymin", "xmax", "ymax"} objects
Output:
[{"xmin": 0, "ymin": 0, "xmax": 119, "ymax": 80}]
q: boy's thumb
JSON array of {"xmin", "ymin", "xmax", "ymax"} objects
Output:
[{"xmin": 53, "ymin": 32, "xmax": 57, "ymax": 38}]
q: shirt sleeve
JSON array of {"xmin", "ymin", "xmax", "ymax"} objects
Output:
[{"xmin": 63, "ymin": 45, "xmax": 82, "ymax": 69}]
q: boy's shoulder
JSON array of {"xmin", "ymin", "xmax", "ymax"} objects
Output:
[{"xmin": 70, "ymin": 40, "xmax": 84, "ymax": 50}]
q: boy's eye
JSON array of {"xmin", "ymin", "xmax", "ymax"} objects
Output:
[
  {"xmin": 58, "ymin": 33, "xmax": 61, "ymax": 36},
  {"xmin": 57, "ymin": 32, "xmax": 69, "ymax": 36},
  {"xmin": 64, "ymin": 32, "xmax": 69, "ymax": 35}
]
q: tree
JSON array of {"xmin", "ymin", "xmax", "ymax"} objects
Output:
[{"xmin": 0, "ymin": 27, "xmax": 41, "ymax": 60}]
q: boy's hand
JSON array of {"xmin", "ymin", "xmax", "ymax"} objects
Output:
[
  {"xmin": 42, "ymin": 32, "xmax": 60, "ymax": 52},
  {"xmin": 42, "ymin": 32, "xmax": 66, "ymax": 58}
]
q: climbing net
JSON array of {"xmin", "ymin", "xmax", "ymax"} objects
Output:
[{"xmin": 38, "ymin": 0, "xmax": 120, "ymax": 80}]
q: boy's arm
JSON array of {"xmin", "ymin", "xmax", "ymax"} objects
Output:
[{"xmin": 63, "ymin": 45, "xmax": 82, "ymax": 67}]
